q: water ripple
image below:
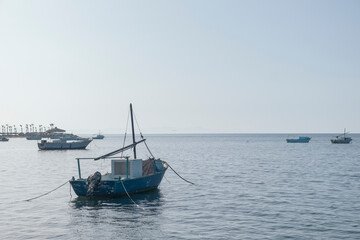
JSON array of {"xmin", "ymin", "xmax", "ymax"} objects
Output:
[{"xmin": 1, "ymin": 135, "xmax": 360, "ymax": 239}]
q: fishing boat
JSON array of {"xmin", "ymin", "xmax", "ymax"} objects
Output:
[
  {"xmin": 70, "ymin": 104, "xmax": 168, "ymax": 197},
  {"xmin": 331, "ymin": 129, "xmax": 352, "ymax": 144},
  {"xmin": 38, "ymin": 137, "xmax": 92, "ymax": 150},
  {"xmin": 0, "ymin": 137, "xmax": 9, "ymax": 142},
  {"xmin": 286, "ymin": 136, "xmax": 311, "ymax": 143},
  {"xmin": 92, "ymin": 133, "xmax": 104, "ymax": 139}
]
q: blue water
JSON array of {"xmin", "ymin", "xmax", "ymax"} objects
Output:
[{"xmin": 1, "ymin": 134, "xmax": 360, "ymax": 239}]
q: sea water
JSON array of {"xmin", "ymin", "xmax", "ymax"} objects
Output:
[{"xmin": 0, "ymin": 134, "xmax": 359, "ymax": 239}]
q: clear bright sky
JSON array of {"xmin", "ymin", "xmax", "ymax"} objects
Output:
[{"xmin": 0, "ymin": 0, "xmax": 359, "ymax": 134}]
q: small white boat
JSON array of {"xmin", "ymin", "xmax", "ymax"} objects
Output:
[{"xmin": 38, "ymin": 138, "xmax": 92, "ymax": 150}]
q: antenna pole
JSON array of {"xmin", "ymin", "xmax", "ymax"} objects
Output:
[{"xmin": 130, "ymin": 103, "xmax": 136, "ymax": 159}]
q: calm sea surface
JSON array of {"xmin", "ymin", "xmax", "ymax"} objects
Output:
[{"xmin": 1, "ymin": 134, "xmax": 360, "ymax": 239}]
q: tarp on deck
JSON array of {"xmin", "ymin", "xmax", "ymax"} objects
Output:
[{"xmin": 142, "ymin": 158, "xmax": 155, "ymax": 176}]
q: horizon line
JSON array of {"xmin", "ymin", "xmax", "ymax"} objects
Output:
[{"xmin": 77, "ymin": 132, "xmax": 360, "ymax": 135}]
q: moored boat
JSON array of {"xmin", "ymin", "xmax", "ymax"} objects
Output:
[
  {"xmin": 27, "ymin": 133, "xmax": 79, "ymax": 140},
  {"xmin": 0, "ymin": 137, "xmax": 9, "ymax": 142},
  {"xmin": 286, "ymin": 136, "xmax": 311, "ymax": 143},
  {"xmin": 38, "ymin": 137, "xmax": 92, "ymax": 150},
  {"xmin": 70, "ymin": 104, "xmax": 168, "ymax": 198},
  {"xmin": 92, "ymin": 133, "xmax": 104, "ymax": 139},
  {"xmin": 331, "ymin": 129, "xmax": 352, "ymax": 144}
]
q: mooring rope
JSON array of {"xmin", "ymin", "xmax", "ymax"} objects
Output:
[
  {"xmin": 24, "ymin": 180, "xmax": 69, "ymax": 202},
  {"xmin": 166, "ymin": 163, "xmax": 195, "ymax": 185},
  {"xmin": 69, "ymin": 182, "xmax": 73, "ymax": 201},
  {"xmin": 120, "ymin": 180, "xmax": 144, "ymax": 210},
  {"xmin": 164, "ymin": 175, "xmax": 171, "ymax": 184}
]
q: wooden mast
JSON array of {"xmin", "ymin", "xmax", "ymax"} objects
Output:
[{"xmin": 130, "ymin": 103, "xmax": 137, "ymax": 159}]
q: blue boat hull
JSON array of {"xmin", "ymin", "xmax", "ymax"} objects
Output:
[
  {"xmin": 286, "ymin": 139, "xmax": 310, "ymax": 143},
  {"xmin": 286, "ymin": 137, "xmax": 311, "ymax": 143},
  {"xmin": 70, "ymin": 170, "xmax": 166, "ymax": 197}
]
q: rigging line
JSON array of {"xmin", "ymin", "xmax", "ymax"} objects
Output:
[
  {"xmin": 133, "ymin": 112, "xmax": 154, "ymax": 158},
  {"xmin": 144, "ymin": 141, "xmax": 155, "ymax": 158},
  {"xmin": 133, "ymin": 112, "xmax": 143, "ymax": 138},
  {"xmin": 167, "ymin": 163, "xmax": 195, "ymax": 185},
  {"xmin": 24, "ymin": 180, "xmax": 69, "ymax": 202},
  {"xmin": 120, "ymin": 180, "xmax": 145, "ymax": 210},
  {"xmin": 121, "ymin": 108, "xmax": 130, "ymax": 157}
]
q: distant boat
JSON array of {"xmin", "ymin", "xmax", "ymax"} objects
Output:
[
  {"xmin": 70, "ymin": 103, "xmax": 168, "ymax": 198},
  {"xmin": 26, "ymin": 135, "xmax": 43, "ymax": 140},
  {"xmin": 38, "ymin": 138, "xmax": 92, "ymax": 150},
  {"xmin": 92, "ymin": 133, "xmax": 104, "ymax": 139},
  {"xmin": 26, "ymin": 133, "xmax": 80, "ymax": 140},
  {"xmin": 0, "ymin": 137, "xmax": 9, "ymax": 142},
  {"xmin": 26, "ymin": 125, "xmax": 78, "ymax": 140},
  {"xmin": 286, "ymin": 136, "xmax": 311, "ymax": 143},
  {"xmin": 331, "ymin": 129, "xmax": 352, "ymax": 144}
]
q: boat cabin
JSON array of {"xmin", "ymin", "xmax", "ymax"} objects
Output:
[{"xmin": 102, "ymin": 157, "xmax": 143, "ymax": 180}]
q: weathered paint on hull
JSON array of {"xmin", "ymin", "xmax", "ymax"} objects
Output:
[{"xmin": 70, "ymin": 171, "xmax": 166, "ymax": 197}]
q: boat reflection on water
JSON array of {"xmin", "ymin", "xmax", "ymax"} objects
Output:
[
  {"xmin": 70, "ymin": 188, "xmax": 165, "ymax": 210},
  {"xmin": 68, "ymin": 188, "xmax": 165, "ymax": 239}
]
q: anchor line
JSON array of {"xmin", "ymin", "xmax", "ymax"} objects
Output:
[
  {"xmin": 69, "ymin": 182, "xmax": 72, "ymax": 201},
  {"xmin": 166, "ymin": 163, "xmax": 195, "ymax": 185},
  {"xmin": 24, "ymin": 180, "xmax": 69, "ymax": 202},
  {"xmin": 120, "ymin": 180, "xmax": 144, "ymax": 210}
]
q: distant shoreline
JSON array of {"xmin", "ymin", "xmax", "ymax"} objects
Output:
[{"xmin": 2, "ymin": 132, "xmax": 359, "ymax": 138}]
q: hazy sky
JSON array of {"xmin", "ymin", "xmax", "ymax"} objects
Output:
[{"xmin": 0, "ymin": 0, "xmax": 359, "ymax": 134}]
